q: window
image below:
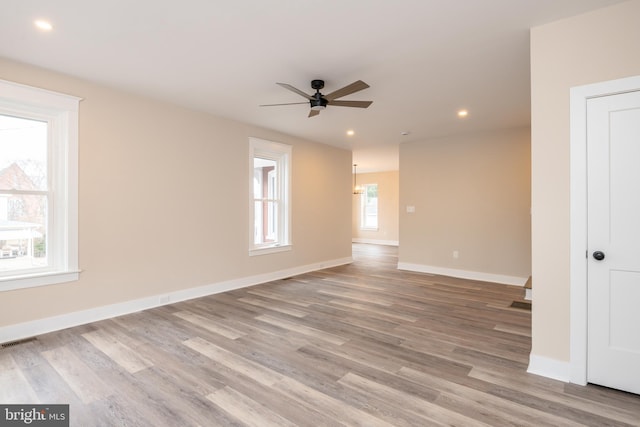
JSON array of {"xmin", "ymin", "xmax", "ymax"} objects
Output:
[
  {"xmin": 249, "ymin": 137, "xmax": 291, "ymax": 255},
  {"xmin": 0, "ymin": 79, "xmax": 80, "ymax": 291},
  {"xmin": 360, "ymin": 183, "xmax": 378, "ymax": 230}
]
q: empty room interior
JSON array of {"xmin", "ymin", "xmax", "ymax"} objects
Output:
[{"xmin": 1, "ymin": 1, "xmax": 640, "ymax": 425}]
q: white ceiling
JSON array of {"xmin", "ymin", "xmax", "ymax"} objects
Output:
[{"xmin": 0, "ymin": 0, "xmax": 626, "ymax": 172}]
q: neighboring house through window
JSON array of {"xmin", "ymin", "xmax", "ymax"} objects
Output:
[
  {"xmin": 360, "ymin": 183, "xmax": 378, "ymax": 230},
  {"xmin": 249, "ymin": 137, "xmax": 291, "ymax": 255},
  {"xmin": 0, "ymin": 79, "xmax": 80, "ymax": 291}
]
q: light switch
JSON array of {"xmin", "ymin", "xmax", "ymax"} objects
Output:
[{"xmin": 406, "ymin": 205, "xmax": 415, "ymax": 213}]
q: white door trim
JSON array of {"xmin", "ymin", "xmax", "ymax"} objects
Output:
[{"xmin": 569, "ymin": 75, "xmax": 640, "ymax": 385}]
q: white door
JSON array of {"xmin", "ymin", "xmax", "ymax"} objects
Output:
[{"xmin": 587, "ymin": 89, "xmax": 640, "ymax": 395}]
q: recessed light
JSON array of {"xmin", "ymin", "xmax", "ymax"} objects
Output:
[
  {"xmin": 346, "ymin": 130, "xmax": 355, "ymax": 136},
  {"xmin": 457, "ymin": 109, "xmax": 469, "ymax": 118},
  {"xmin": 400, "ymin": 131, "xmax": 411, "ymax": 136},
  {"xmin": 34, "ymin": 20, "xmax": 53, "ymax": 31}
]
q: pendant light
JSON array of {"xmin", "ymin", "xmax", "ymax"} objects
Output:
[{"xmin": 353, "ymin": 164, "xmax": 364, "ymax": 195}]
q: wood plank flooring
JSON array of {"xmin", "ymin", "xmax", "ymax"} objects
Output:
[{"xmin": 2, "ymin": 244, "xmax": 639, "ymax": 426}]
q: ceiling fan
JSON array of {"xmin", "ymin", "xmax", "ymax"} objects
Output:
[{"xmin": 260, "ymin": 79, "xmax": 372, "ymax": 117}]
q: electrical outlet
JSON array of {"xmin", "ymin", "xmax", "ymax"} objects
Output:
[{"xmin": 453, "ymin": 250, "xmax": 459, "ymax": 259}]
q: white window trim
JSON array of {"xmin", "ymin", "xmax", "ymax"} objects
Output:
[
  {"xmin": 0, "ymin": 79, "xmax": 81, "ymax": 291},
  {"xmin": 249, "ymin": 137, "xmax": 292, "ymax": 256}
]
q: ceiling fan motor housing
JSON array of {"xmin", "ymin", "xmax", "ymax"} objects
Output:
[{"xmin": 309, "ymin": 97, "xmax": 329, "ymax": 110}]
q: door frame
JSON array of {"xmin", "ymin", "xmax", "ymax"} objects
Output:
[{"xmin": 569, "ymin": 75, "xmax": 640, "ymax": 385}]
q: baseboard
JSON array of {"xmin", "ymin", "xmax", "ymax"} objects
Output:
[
  {"xmin": 0, "ymin": 256, "xmax": 352, "ymax": 345},
  {"xmin": 527, "ymin": 354, "xmax": 570, "ymax": 382},
  {"xmin": 352, "ymin": 238, "xmax": 399, "ymax": 246},
  {"xmin": 396, "ymin": 262, "xmax": 527, "ymax": 286}
]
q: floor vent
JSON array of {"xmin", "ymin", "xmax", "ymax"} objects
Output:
[{"xmin": 1, "ymin": 337, "xmax": 38, "ymax": 349}]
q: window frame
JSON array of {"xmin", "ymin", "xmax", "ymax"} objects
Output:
[
  {"xmin": 0, "ymin": 79, "xmax": 81, "ymax": 291},
  {"xmin": 360, "ymin": 183, "xmax": 379, "ymax": 231},
  {"xmin": 249, "ymin": 137, "xmax": 292, "ymax": 256}
]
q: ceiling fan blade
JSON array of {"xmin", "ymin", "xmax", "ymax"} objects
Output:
[
  {"xmin": 328, "ymin": 100, "xmax": 373, "ymax": 108},
  {"xmin": 308, "ymin": 109, "xmax": 320, "ymax": 118},
  {"xmin": 277, "ymin": 83, "xmax": 312, "ymax": 100},
  {"xmin": 259, "ymin": 102, "xmax": 309, "ymax": 107},
  {"xmin": 324, "ymin": 80, "xmax": 370, "ymax": 101}
]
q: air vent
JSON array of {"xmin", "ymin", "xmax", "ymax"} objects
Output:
[{"xmin": 1, "ymin": 337, "xmax": 38, "ymax": 349}]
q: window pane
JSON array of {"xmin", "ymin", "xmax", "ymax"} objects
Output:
[
  {"xmin": 253, "ymin": 201, "xmax": 263, "ymax": 244},
  {"xmin": 253, "ymin": 200, "xmax": 279, "ymax": 245},
  {"xmin": 0, "ymin": 115, "xmax": 47, "ymax": 191},
  {"xmin": 253, "ymin": 157, "xmax": 276, "ymax": 199},
  {"xmin": 253, "ymin": 155, "xmax": 280, "ymax": 246},
  {"xmin": 0, "ymin": 114, "xmax": 49, "ymax": 273},
  {"xmin": 265, "ymin": 201, "xmax": 278, "ymax": 242},
  {"xmin": 361, "ymin": 184, "xmax": 378, "ymax": 229},
  {"xmin": 0, "ymin": 194, "xmax": 48, "ymax": 271}
]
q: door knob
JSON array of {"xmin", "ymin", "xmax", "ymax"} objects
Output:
[{"xmin": 593, "ymin": 251, "xmax": 605, "ymax": 261}]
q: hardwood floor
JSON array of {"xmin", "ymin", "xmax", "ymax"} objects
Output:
[{"xmin": 2, "ymin": 244, "xmax": 639, "ymax": 426}]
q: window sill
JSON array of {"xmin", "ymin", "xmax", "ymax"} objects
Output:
[
  {"xmin": 249, "ymin": 244, "xmax": 292, "ymax": 257},
  {"xmin": 0, "ymin": 270, "xmax": 81, "ymax": 292},
  {"xmin": 360, "ymin": 227, "xmax": 379, "ymax": 231}
]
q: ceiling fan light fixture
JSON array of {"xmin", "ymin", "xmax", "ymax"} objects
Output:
[
  {"xmin": 310, "ymin": 98, "xmax": 328, "ymax": 110},
  {"xmin": 353, "ymin": 164, "xmax": 364, "ymax": 195}
]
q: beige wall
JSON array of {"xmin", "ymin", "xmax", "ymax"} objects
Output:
[
  {"xmin": 352, "ymin": 171, "xmax": 399, "ymax": 244},
  {"xmin": 0, "ymin": 58, "xmax": 352, "ymax": 328},
  {"xmin": 399, "ymin": 127, "xmax": 531, "ymax": 280},
  {"xmin": 530, "ymin": 0, "xmax": 640, "ymax": 362}
]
